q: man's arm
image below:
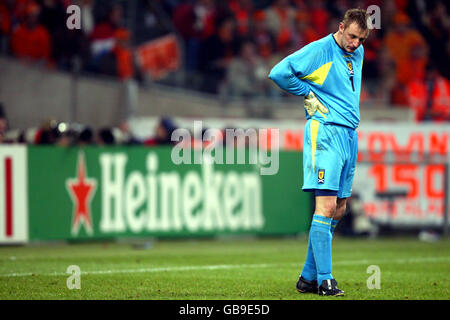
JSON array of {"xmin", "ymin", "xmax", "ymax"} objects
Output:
[
  {"xmin": 268, "ymin": 47, "xmax": 329, "ymax": 116},
  {"xmin": 268, "ymin": 58, "xmax": 312, "ymax": 96}
]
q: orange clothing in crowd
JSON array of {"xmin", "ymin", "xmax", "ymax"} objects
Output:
[
  {"xmin": 293, "ymin": 12, "xmax": 320, "ymax": 46},
  {"xmin": 309, "ymin": 6, "xmax": 329, "ymax": 36},
  {"xmin": 113, "ymin": 29, "xmax": 134, "ymax": 80},
  {"xmin": 228, "ymin": 0, "xmax": 251, "ymax": 36},
  {"xmin": 11, "ymin": 23, "xmax": 51, "ymax": 62},
  {"xmin": 114, "ymin": 46, "xmax": 134, "ymax": 80},
  {"xmin": 384, "ymin": 29, "xmax": 428, "ymax": 85},
  {"xmin": 384, "ymin": 13, "xmax": 429, "ymax": 87},
  {"xmin": 408, "ymin": 76, "xmax": 450, "ymax": 122}
]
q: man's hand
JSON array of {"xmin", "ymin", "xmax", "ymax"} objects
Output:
[{"xmin": 304, "ymin": 91, "xmax": 329, "ymax": 117}]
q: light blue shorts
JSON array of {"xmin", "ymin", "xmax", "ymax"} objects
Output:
[{"xmin": 302, "ymin": 119, "xmax": 358, "ymax": 199}]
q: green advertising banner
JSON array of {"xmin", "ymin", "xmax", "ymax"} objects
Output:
[{"xmin": 25, "ymin": 146, "xmax": 312, "ymax": 241}]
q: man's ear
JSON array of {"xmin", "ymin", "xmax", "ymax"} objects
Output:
[{"xmin": 338, "ymin": 22, "xmax": 345, "ymax": 33}]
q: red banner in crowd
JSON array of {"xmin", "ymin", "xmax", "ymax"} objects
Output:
[{"xmin": 136, "ymin": 34, "xmax": 181, "ymax": 80}]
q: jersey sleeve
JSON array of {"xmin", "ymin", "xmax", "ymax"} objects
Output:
[{"xmin": 268, "ymin": 43, "xmax": 324, "ymax": 97}]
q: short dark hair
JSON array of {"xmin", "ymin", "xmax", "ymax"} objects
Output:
[
  {"xmin": 342, "ymin": 8, "xmax": 370, "ymax": 30},
  {"xmin": 98, "ymin": 128, "xmax": 115, "ymax": 145}
]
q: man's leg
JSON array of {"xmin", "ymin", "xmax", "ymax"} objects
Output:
[
  {"xmin": 301, "ymin": 194, "xmax": 337, "ymax": 275},
  {"xmin": 300, "ymin": 230, "xmax": 317, "ymax": 282},
  {"xmin": 302, "ymin": 197, "xmax": 347, "ymax": 282},
  {"xmin": 306, "ymin": 195, "xmax": 344, "ymax": 296},
  {"xmin": 298, "ymin": 194, "xmax": 336, "ymax": 293},
  {"xmin": 309, "ymin": 195, "xmax": 336, "ymax": 286}
]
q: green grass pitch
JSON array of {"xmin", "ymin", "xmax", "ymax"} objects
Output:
[{"xmin": 0, "ymin": 237, "xmax": 449, "ymax": 300}]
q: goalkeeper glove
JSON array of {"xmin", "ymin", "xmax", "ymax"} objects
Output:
[{"xmin": 304, "ymin": 91, "xmax": 329, "ymax": 117}]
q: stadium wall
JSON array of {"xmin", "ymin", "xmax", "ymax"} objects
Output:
[{"xmin": 0, "ymin": 145, "xmax": 312, "ymax": 244}]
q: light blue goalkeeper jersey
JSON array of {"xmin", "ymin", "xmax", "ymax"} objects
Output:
[{"xmin": 269, "ymin": 33, "xmax": 364, "ymax": 129}]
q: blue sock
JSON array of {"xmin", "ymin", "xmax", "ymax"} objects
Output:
[
  {"xmin": 301, "ymin": 218, "xmax": 339, "ymax": 282},
  {"xmin": 310, "ymin": 214, "xmax": 333, "ymax": 285},
  {"xmin": 300, "ymin": 229, "xmax": 317, "ymax": 281}
]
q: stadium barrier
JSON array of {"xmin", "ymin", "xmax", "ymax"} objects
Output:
[{"xmin": 0, "ymin": 145, "xmax": 312, "ymax": 244}]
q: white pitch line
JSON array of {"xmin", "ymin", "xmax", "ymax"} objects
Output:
[
  {"xmin": 0, "ymin": 263, "xmax": 274, "ymax": 278},
  {"xmin": 0, "ymin": 257, "xmax": 449, "ymax": 278},
  {"xmin": 333, "ymin": 256, "xmax": 450, "ymax": 266}
]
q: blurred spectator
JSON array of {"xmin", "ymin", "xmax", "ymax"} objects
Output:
[
  {"xmin": 41, "ymin": 0, "xmax": 89, "ymax": 71},
  {"xmin": 224, "ymin": 40, "xmax": 268, "ymax": 98},
  {"xmin": 384, "ymin": 12, "xmax": 428, "ymax": 105},
  {"xmin": 252, "ymin": 11, "xmax": 276, "ymax": 59},
  {"xmin": 145, "ymin": 117, "xmax": 177, "ymax": 146},
  {"xmin": 10, "ymin": 2, "xmax": 51, "ymax": 64},
  {"xmin": 115, "ymin": 121, "xmax": 141, "ymax": 145},
  {"xmin": 97, "ymin": 127, "xmax": 115, "ymax": 145},
  {"xmin": 0, "ymin": 1, "xmax": 11, "ymax": 35},
  {"xmin": 173, "ymin": 0, "xmax": 216, "ymax": 72},
  {"xmin": 1, "ymin": 130, "xmax": 26, "ymax": 144},
  {"xmin": 0, "ymin": 0, "xmax": 12, "ymax": 53},
  {"xmin": 77, "ymin": 126, "xmax": 94, "ymax": 145},
  {"xmin": 88, "ymin": 3, "xmax": 125, "ymax": 74},
  {"xmin": 289, "ymin": 12, "xmax": 320, "ymax": 50},
  {"xmin": 407, "ymin": 63, "xmax": 450, "ymax": 122},
  {"xmin": 264, "ymin": 0, "xmax": 295, "ymax": 40},
  {"xmin": 113, "ymin": 28, "xmax": 135, "ymax": 80},
  {"xmin": 35, "ymin": 119, "xmax": 64, "ymax": 144},
  {"xmin": 198, "ymin": 15, "xmax": 240, "ymax": 94},
  {"xmin": 309, "ymin": 0, "xmax": 331, "ymax": 38},
  {"xmin": 413, "ymin": 0, "xmax": 450, "ymax": 79},
  {"xmin": 228, "ymin": 0, "xmax": 254, "ymax": 37},
  {"xmin": 54, "ymin": 122, "xmax": 73, "ymax": 146}
]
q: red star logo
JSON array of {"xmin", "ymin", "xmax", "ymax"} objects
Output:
[{"xmin": 66, "ymin": 152, "xmax": 97, "ymax": 236}]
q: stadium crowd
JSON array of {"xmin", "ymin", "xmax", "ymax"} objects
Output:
[
  {"xmin": 0, "ymin": 101, "xmax": 178, "ymax": 145},
  {"xmin": 0, "ymin": 0, "xmax": 141, "ymax": 80},
  {"xmin": 0, "ymin": 103, "xmax": 261, "ymax": 147},
  {"xmin": 168, "ymin": 0, "xmax": 450, "ymax": 120},
  {"xmin": 0, "ymin": 0, "xmax": 449, "ymax": 122}
]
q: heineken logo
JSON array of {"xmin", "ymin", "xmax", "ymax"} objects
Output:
[
  {"xmin": 99, "ymin": 152, "xmax": 264, "ymax": 233},
  {"xmin": 66, "ymin": 152, "xmax": 97, "ymax": 236},
  {"xmin": 66, "ymin": 151, "xmax": 264, "ymax": 236}
]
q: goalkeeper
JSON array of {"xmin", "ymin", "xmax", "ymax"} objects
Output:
[{"xmin": 269, "ymin": 8, "xmax": 370, "ymax": 296}]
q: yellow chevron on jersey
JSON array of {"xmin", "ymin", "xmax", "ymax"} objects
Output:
[{"xmin": 300, "ymin": 62, "xmax": 333, "ymax": 86}]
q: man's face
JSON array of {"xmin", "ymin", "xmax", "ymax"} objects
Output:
[{"xmin": 339, "ymin": 22, "xmax": 369, "ymax": 53}]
